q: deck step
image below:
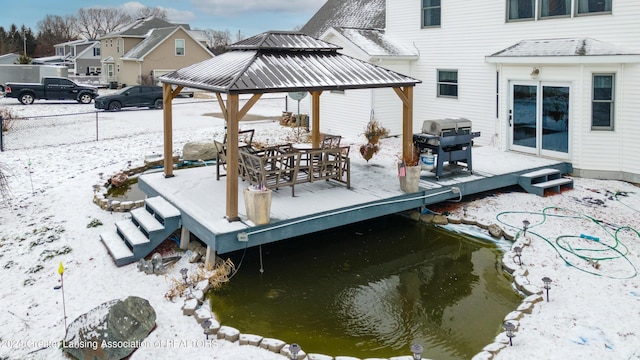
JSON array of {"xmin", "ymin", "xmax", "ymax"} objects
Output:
[
  {"xmin": 532, "ymin": 178, "xmax": 573, "ymax": 189},
  {"xmin": 116, "ymin": 220, "xmax": 150, "ymax": 246},
  {"xmin": 145, "ymin": 196, "xmax": 181, "ymax": 219},
  {"xmin": 102, "ymin": 196, "xmax": 182, "ymax": 267},
  {"xmin": 517, "ymin": 167, "xmax": 572, "ymax": 196},
  {"xmin": 100, "ymin": 231, "xmax": 134, "ymax": 266},
  {"xmin": 519, "ymin": 168, "xmax": 560, "ymax": 179},
  {"xmin": 131, "ymin": 207, "xmax": 164, "ymax": 233}
]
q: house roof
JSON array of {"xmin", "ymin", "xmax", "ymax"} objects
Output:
[
  {"xmin": 487, "ymin": 38, "xmax": 640, "ymax": 63},
  {"xmin": 159, "ymin": 31, "xmax": 420, "ymax": 94},
  {"xmin": 121, "ymin": 26, "xmax": 213, "ymax": 61},
  {"xmin": 102, "ymin": 16, "xmax": 184, "ymax": 38},
  {"xmin": 327, "ymin": 27, "xmax": 418, "ymax": 59},
  {"xmin": 300, "ymin": 0, "xmax": 386, "ymax": 38}
]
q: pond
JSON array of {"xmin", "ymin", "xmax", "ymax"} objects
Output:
[{"xmin": 208, "ymin": 215, "xmax": 521, "ymax": 359}]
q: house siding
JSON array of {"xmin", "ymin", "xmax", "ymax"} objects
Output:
[{"xmin": 379, "ymin": 0, "xmax": 640, "ymax": 181}]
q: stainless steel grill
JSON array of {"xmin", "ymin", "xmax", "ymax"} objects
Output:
[{"xmin": 413, "ymin": 118, "xmax": 480, "ymax": 179}]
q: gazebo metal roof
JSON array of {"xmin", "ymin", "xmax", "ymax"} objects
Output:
[{"xmin": 159, "ymin": 31, "xmax": 420, "ymax": 94}]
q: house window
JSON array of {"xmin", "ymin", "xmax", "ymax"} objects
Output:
[
  {"xmin": 116, "ymin": 39, "xmax": 121, "ymax": 54},
  {"xmin": 93, "ymin": 47, "xmax": 100, "ymax": 56},
  {"xmin": 175, "ymin": 39, "xmax": 185, "ymax": 56},
  {"xmin": 117, "ymin": 64, "xmax": 120, "ymax": 73},
  {"xmin": 437, "ymin": 70, "xmax": 458, "ymax": 98},
  {"xmin": 577, "ymin": 0, "xmax": 612, "ymax": 14},
  {"xmin": 422, "ymin": 0, "xmax": 441, "ymax": 27},
  {"xmin": 107, "ymin": 64, "xmax": 114, "ymax": 77},
  {"xmin": 540, "ymin": 0, "xmax": 570, "ymax": 17},
  {"xmin": 592, "ymin": 74, "xmax": 614, "ymax": 130},
  {"xmin": 508, "ymin": 0, "xmax": 535, "ymax": 20}
]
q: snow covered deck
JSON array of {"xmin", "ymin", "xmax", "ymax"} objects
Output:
[{"xmin": 138, "ymin": 146, "xmax": 571, "ymax": 255}]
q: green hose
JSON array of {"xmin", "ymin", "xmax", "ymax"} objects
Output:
[{"xmin": 495, "ymin": 205, "xmax": 638, "ymax": 279}]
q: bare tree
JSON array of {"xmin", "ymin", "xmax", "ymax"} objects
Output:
[
  {"xmin": 134, "ymin": 7, "xmax": 168, "ymax": 20},
  {"xmin": 204, "ymin": 29, "xmax": 233, "ymax": 55},
  {"xmin": 74, "ymin": 8, "xmax": 132, "ymax": 40},
  {"xmin": 35, "ymin": 14, "xmax": 76, "ymax": 57}
]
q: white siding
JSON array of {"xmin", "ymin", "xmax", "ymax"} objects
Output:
[{"xmin": 380, "ymin": 0, "xmax": 640, "ymax": 181}]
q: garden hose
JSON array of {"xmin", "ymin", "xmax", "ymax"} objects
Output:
[{"xmin": 495, "ymin": 206, "xmax": 638, "ymax": 279}]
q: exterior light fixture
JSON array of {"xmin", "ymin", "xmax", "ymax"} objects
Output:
[
  {"xmin": 522, "ymin": 220, "xmax": 530, "ymax": 237},
  {"xmin": 513, "ymin": 246, "xmax": 522, "ymax": 266},
  {"xmin": 530, "ymin": 67, "xmax": 540, "ymax": 79},
  {"xmin": 289, "ymin": 343, "xmax": 301, "ymax": 360},
  {"xmin": 410, "ymin": 344, "xmax": 424, "ymax": 360},
  {"xmin": 201, "ymin": 319, "xmax": 211, "ymax": 339},
  {"xmin": 503, "ymin": 322, "xmax": 516, "ymax": 346},
  {"xmin": 542, "ymin": 276, "xmax": 552, "ymax": 302}
]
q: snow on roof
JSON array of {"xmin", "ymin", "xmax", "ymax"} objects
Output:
[
  {"xmin": 122, "ymin": 27, "xmax": 177, "ymax": 60},
  {"xmin": 489, "ymin": 37, "xmax": 640, "ymax": 57},
  {"xmin": 103, "ymin": 16, "xmax": 181, "ymax": 38},
  {"xmin": 331, "ymin": 27, "xmax": 417, "ymax": 58},
  {"xmin": 301, "ymin": 0, "xmax": 386, "ymax": 38}
]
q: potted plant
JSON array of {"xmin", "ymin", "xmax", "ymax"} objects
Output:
[
  {"xmin": 398, "ymin": 145, "xmax": 421, "ymax": 193},
  {"xmin": 359, "ymin": 119, "xmax": 389, "ymax": 162}
]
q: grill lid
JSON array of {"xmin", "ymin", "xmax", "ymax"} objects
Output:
[{"xmin": 421, "ymin": 118, "xmax": 472, "ymax": 135}]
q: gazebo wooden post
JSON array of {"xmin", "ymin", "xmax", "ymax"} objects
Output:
[
  {"xmin": 162, "ymin": 83, "xmax": 174, "ymax": 178},
  {"xmin": 225, "ymin": 94, "xmax": 240, "ymax": 221},
  {"xmin": 311, "ymin": 91, "xmax": 322, "ymax": 148},
  {"xmin": 394, "ymin": 86, "xmax": 414, "ymax": 162}
]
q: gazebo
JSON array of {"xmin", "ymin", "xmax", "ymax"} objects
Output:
[{"xmin": 158, "ymin": 31, "xmax": 421, "ymax": 221}]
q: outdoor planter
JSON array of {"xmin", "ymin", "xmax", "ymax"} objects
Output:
[
  {"xmin": 399, "ymin": 164, "xmax": 421, "ymax": 193},
  {"xmin": 244, "ymin": 187, "xmax": 272, "ymax": 225}
]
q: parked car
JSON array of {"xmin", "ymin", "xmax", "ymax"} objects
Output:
[
  {"xmin": 3, "ymin": 77, "xmax": 98, "ymax": 105},
  {"xmin": 94, "ymin": 85, "xmax": 163, "ymax": 111}
]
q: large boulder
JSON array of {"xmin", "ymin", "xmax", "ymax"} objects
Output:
[
  {"xmin": 63, "ymin": 296, "xmax": 156, "ymax": 360},
  {"xmin": 182, "ymin": 141, "xmax": 218, "ymax": 161}
]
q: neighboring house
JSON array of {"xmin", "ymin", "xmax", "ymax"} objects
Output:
[
  {"xmin": 302, "ymin": 0, "xmax": 640, "ymax": 182},
  {"xmin": 53, "ymin": 39, "xmax": 102, "ymax": 75},
  {"xmin": 0, "ymin": 53, "xmax": 21, "ymax": 64},
  {"xmin": 99, "ymin": 16, "xmax": 214, "ymax": 87}
]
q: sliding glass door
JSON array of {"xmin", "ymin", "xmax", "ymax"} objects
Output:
[{"xmin": 510, "ymin": 82, "xmax": 570, "ymax": 158}]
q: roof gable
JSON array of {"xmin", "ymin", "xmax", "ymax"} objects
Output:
[
  {"xmin": 327, "ymin": 27, "xmax": 417, "ymax": 59},
  {"xmin": 103, "ymin": 16, "xmax": 180, "ymax": 38},
  {"xmin": 300, "ymin": 0, "xmax": 386, "ymax": 38}
]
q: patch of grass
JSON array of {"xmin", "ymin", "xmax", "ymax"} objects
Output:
[
  {"xmin": 39, "ymin": 246, "xmax": 72, "ymax": 261},
  {"xmin": 87, "ymin": 218, "xmax": 103, "ymax": 228},
  {"xmin": 27, "ymin": 264, "xmax": 43, "ymax": 274},
  {"xmin": 23, "ymin": 278, "xmax": 36, "ymax": 286}
]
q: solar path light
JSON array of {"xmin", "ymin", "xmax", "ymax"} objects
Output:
[
  {"xmin": 411, "ymin": 343, "xmax": 424, "ymax": 360},
  {"xmin": 289, "ymin": 343, "xmax": 301, "ymax": 360},
  {"xmin": 503, "ymin": 322, "xmax": 515, "ymax": 346},
  {"xmin": 542, "ymin": 276, "xmax": 552, "ymax": 302},
  {"xmin": 513, "ymin": 246, "xmax": 522, "ymax": 266}
]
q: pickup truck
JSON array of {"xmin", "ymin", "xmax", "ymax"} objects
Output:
[{"xmin": 3, "ymin": 77, "xmax": 99, "ymax": 105}]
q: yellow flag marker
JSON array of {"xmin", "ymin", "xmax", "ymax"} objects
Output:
[{"xmin": 58, "ymin": 262, "xmax": 65, "ymax": 275}]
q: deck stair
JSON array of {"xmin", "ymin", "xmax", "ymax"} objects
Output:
[
  {"xmin": 517, "ymin": 168, "xmax": 573, "ymax": 196},
  {"xmin": 100, "ymin": 196, "xmax": 181, "ymax": 267}
]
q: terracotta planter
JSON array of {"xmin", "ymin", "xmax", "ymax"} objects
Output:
[{"xmin": 398, "ymin": 164, "xmax": 421, "ymax": 193}]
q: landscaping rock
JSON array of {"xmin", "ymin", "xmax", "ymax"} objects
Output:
[
  {"xmin": 488, "ymin": 224, "xmax": 503, "ymax": 238},
  {"xmin": 183, "ymin": 141, "xmax": 218, "ymax": 161},
  {"xmin": 63, "ymin": 296, "xmax": 156, "ymax": 360}
]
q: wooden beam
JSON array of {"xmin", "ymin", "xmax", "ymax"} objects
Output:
[
  {"xmin": 225, "ymin": 94, "xmax": 240, "ymax": 221},
  {"xmin": 162, "ymin": 83, "xmax": 174, "ymax": 178},
  {"xmin": 238, "ymin": 94, "xmax": 263, "ymax": 120},
  {"xmin": 394, "ymin": 86, "xmax": 414, "ymax": 162},
  {"xmin": 311, "ymin": 91, "xmax": 322, "ymax": 148},
  {"xmin": 170, "ymin": 85, "xmax": 183, "ymax": 99},
  {"xmin": 216, "ymin": 93, "xmax": 227, "ymax": 120}
]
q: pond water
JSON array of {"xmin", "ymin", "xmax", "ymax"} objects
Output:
[
  {"xmin": 105, "ymin": 176, "xmax": 147, "ymax": 202},
  {"xmin": 209, "ymin": 215, "xmax": 521, "ymax": 359}
]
